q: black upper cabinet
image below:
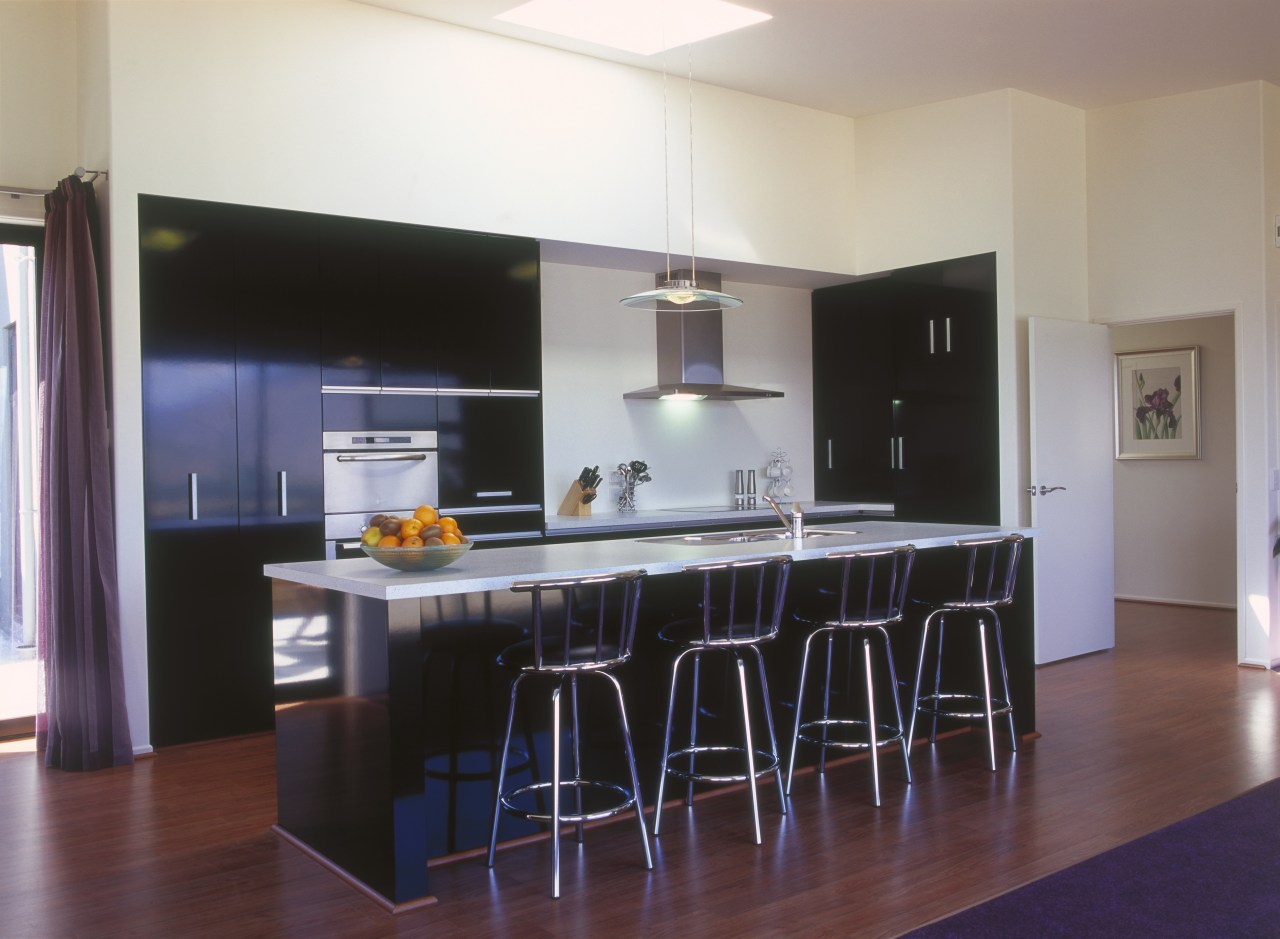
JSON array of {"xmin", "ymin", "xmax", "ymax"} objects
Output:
[
  {"xmin": 320, "ymin": 221, "xmax": 539, "ymax": 393},
  {"xmin": 140, "ymin": 200, "xmax": 239, "ymax": 530},
  {"xmin": 812, "ymin": 253, "xmax": 999, "ymax": 524},
  {"xmin": 437, "ymin": 395, "xmax": 543, "ymax": 510}
]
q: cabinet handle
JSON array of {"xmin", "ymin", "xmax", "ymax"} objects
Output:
[
  {"xmin": 889, "ymin": 437, "xmax": 896, "ymax": 469},
  {"xmin": 928, "ymin": 319, "xmax": 935, "ymax": 354},
  {"xmin": 475, "ymin": 490, "xmax": 514, "ymax": 499},
  {"xmin": 188, "ymin": 473, "xmax": 199, "ymax": 521},
  {"xmin": 945, "ymin": 317, "xmax": 952, "ymax": 353},
  {"xmin": 827, "ymin": 439, "xmax": 833, "ymax": 470},
  {"xmin": 278, "ymin": 471, "xmax": 288, "ymax": 517},
  {"xmin": 898, "ymin": 436, "xmax": 905, "ymax": 470}
]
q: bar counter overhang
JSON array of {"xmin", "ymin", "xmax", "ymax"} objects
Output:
[{"xmin": 264, "ymin": 520, "xmax": 1035, "ymax": 911}]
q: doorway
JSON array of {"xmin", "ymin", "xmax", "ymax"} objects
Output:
[
  {"xmin": 1110, "ymin": 313, "xmax": 1237, "ymax": 609},
  {"xmin": 0, "ymin": 223, "xmax": 41, "ymax": 737}
]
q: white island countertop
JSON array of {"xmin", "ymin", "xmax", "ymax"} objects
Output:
[{"xmin": 265, "ymin": 520, "xmax": 1033, "ymax": 602}]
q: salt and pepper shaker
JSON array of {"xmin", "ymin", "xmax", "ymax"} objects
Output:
[
  {"xmin": 734, "ymin": 469, "xmax": 746, "ymax": 507},
  {"xmin": 747, "ymin": 469, "xmax": 757, "ymax": 506}
]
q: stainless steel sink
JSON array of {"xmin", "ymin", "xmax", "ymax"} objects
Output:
[{"xmin": 638, "ymin": 527, "xmax": 860, "ymax": 546}]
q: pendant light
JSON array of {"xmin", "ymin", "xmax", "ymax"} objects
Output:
[{"xmin": 621, "ymin": 43, "xmax": 743, "ymax": 312}]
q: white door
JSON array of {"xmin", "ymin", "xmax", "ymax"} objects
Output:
[{"xmin": 1028, "ymin": 317, "xmax": 1115, "ymax": 664}]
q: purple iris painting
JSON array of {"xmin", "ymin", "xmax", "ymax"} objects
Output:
[{"xmin": 1132, "ymin": 367, "xmax": 1182, "ymax": 439}]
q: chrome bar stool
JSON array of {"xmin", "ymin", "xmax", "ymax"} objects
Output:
[
  {"xmin": 786, "ymin": 544, "xmax": 916, "ymax": 807},
  {"xmin": 487, "ymin": 570, "xmax": 652, "ymax": 899},
  {"xmin": 654, "ymin": 555, "xmax": 791, "ymax": 845},
  {"xmin": 908, "ymin": 534, "xmax": 1024, "ymax": 772}
]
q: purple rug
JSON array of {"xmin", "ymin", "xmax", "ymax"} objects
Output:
[{"xmin": 904, "ymin": 777, "xmax": 1280, "ymax": 938}]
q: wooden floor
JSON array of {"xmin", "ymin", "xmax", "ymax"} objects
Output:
[{"xmin": 4, "ymin": 601, "xmax": 1277, "ymax": 938}]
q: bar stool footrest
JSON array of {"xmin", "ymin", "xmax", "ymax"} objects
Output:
[
  {"xmin": 797, "ymin": 718, "xmax": 906, "ymax": 751},
  {"xmin": 917, "ymin": 692, "xmax": 1012, "ymax": 722},
  {"xmin": 500, "ymin": 778, "xmax": 636, "ymax": 824},
  {"xmin": 662, "ymin": 744, "xmax": 780, "ymax": 784}
]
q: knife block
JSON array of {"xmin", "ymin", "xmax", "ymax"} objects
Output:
[{"xmin": 556, "ymin": 480, "xmax": 593, "ymax": 517}]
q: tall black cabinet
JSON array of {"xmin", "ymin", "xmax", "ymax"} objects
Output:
[
  {"xmin": 812, "ymin": 253, "xmax": 999, "ymax": 524},
  {"xmin": 140, "ymin": 197, "xmax": 323, "ymax": 746}
]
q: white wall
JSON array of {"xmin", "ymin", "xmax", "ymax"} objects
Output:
[
  {"xmin": 1088, "ymin": 82, "xmax": 1274, "ymax": 665},
  {"xmin": 1111, "ymin": 315, "xmax": 1236, "ymax": 606},
  {"xmin": 541, "ymin": 263, "xmax": 813, "ymax": 511}
]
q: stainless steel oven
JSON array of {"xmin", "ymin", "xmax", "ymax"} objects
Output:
[{"xmin": 322, "ymin": 430, "xmax": 439, "ymax": 559}]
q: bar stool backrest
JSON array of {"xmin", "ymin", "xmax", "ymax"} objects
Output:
[
  {"xmin": 950, "ymin": 534, "xmax": 1023, "ymax": 609},
  {"xmin": 824, "ymin": 544, "xmax": 916, "ymax": 627},
  {"xmin": 682, "ymin": 555, "xmax": 792, "ymax": 643},
  {"xmin": 510, "ymin": 570, "xmax": 647, "ymax": 670}
]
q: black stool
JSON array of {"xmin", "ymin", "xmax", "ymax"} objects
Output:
[
  {"xmin": 653, "ymin": 556, "xmax": 791, "ymax": 845},
  {"xmin": 487, "ymin": 570, "xmax": 652, "ymax": 899},
  {"xmin": 908, "ymin": 534, "xmax": 1024, "ymax": 772},
  {"xmin": 786, "ymin": 544, "xmax": 916, "ymax": 806}
]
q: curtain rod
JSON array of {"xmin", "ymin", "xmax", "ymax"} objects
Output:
[{"xmin": 0, "ymin": 166, "xmax": 108, "ymax": 199}]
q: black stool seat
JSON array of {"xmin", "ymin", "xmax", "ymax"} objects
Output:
[
  {"xmin": 487, "ymin": 569, "xmax": 652, "ymax": 899},
  {"xmin": 908, "ymin": 534, "xmax": 1024, "ymax": 772},
  {"xmin": 786, "ymin": 544, "xmax": 916, "ymax": 807},
  {"xmin": 654, "ymin": 555, "xmax": 792, "ymax": 846}
]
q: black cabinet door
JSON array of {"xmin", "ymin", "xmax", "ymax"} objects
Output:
[
  {"xmin": 235, "ymin": 216, "xmax": 323, "ymax": 530},
  {"xmin": 378, "ymin": 224, "xmax": 441, "ymax": 391},
  {"xmin": 319, "ymin": 217, "xmax": 382, "ymax": 389},
  {"xmin": 139, "ymin": 198, "xmax": 239, "ymax": 530},
  {"xmin": 811, "ymin": 280, "xmax": 894, "ymax": 503},
  {"xmin": 483, "ymin": 237, "xmax": 541, "ymax": 392},
  {"xmin": 437, "ymin": 395, "xmax": 543, "ymax": 511}
]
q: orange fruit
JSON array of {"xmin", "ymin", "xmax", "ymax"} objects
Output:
[
  {"xmin": 440, "ymin": 531, "xmax": 462, "ymax": 545},
  {"xmin": 401, "ymin": 518, "xmax": 424, "ymax": 538},
  {"xmin": 414, "ymin": 504, "xmax": 438, "ymax": 525},
  {"xmin": 377, "ymin": 534, "xmax": 401, "ymax": 548},
  {"xmin": 402, "ymin": 534, "xmax": 425, "ymax": 547},
  {"xmin": 438, "ymin": 516, "xmax": 459, "ymax": 534}
]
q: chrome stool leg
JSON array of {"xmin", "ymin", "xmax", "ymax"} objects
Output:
[
  {"xmin": 488, "ymin": 672, "xmax": 526, "ymax": 868},
  {"xmin": 550, "ymin": 678, "xmax": 563, "ymax": 898},
  {"xmin": 652, "ymin": 648, "xmax": 686, "ymax": 837},
  {"xmin": 977, "ymin": 618, "xmax": 998, "ymax": 772},
  {"xmin": 862, "ymin": 634, "xmax": 881, "ymax": 806},
  {"xmin": 906, "ymin": 609, "xmax": 939, "ymax": 759},
  {"xmin": 570, "ymin": 675, "xmax": 585, "ymax": 842},
  {"xmin": 786, "ymin": 628, "xmax": 819, "ymax": 795},
  {"xmin": 749, "ymin": 645, "xmax": 788, "ymax": 815},
  {"xmin": 687, "ymin": 652, "xmax": 702, "ymax": 807},
  {"xmin": 734, "ymin": 652, "xmax": 762, "ymax": 845},
  {"xmin": 603, "ymin": 671, "xmax": 654, "ymax": 871},
  {"xmin": 819, "ymin": 633, "xmax": 835, "ymax": 775},
  {"xmin": 877, "ymin": 625, "xmax": 912, "ymax": 784},
  {"xmin": 991, "ymin": 610, "xmax": 1019, "ymax": 751}
]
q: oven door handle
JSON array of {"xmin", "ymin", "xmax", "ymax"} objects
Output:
[{"xmin": 334, "ymin": 453, "xmax": 429, "ymax": 462}]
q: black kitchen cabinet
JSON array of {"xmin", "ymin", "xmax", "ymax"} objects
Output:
[
  {"xmin": 811, "ymin": 253, "xmax": 999, "ymax": 524},
  {"xmin": 437, "ymin": 395, "xmax": 544, "ymax": 542},
  {"xmin": 140, "ymin": 196, "xmax": 324, "ymax": 747}
]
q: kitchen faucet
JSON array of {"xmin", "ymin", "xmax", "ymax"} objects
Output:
[{"xmin": 763, "ymin": 495, "xmax": 804, "ymax": 538}]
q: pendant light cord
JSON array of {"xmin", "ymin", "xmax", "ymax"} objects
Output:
[{"xmin": 687, "ymin": 43, "xmax": 696, "ymax": 285}]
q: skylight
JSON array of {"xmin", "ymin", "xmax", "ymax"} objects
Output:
[{"xmin": 495, "ymin": 0, "xmax": 771, "ymax": 56}]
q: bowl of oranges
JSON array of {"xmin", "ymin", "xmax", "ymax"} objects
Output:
[{"xmin": 359, "ymin": 504, "xmax": 473, "ymax": 572}]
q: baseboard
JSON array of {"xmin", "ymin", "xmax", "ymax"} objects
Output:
[{"xmin": 1114, "ymin": 595, "xmax": 1236, "ymax": 611}]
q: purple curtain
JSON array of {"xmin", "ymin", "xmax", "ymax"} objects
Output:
[{"xmin": 35, "ymin": 175, "xmax": 132, "ymax": 770}]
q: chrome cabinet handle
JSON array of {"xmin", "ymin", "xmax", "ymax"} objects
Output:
[
  {"xmin": 827, "ymin": 438, "xmax": 833, "ymax": 470},
  {"xmin": 189, "ymin": 473, "xmax": 198, "ymax": 520},
  {"xmin": 889, "ymin": 437, "xmax": 895, "ymax": 469},
  {"xmin": 335, "ymin": 453, "xmax": 428, "ymax": 462},
  {"xmin": 475, "ymin": 490, "xmax": 514, "ymax": 498},
  {"xmin": 929, "ymin": 317, "xmax": 953, "ymax": 353},
  {"xmin": 929, "ymin": 319, "xmax": 935, "ymax": 354},
  {"xmin": 897, "ymin": 436, "xmax": 904, "ymax": 470},
  {"xmin": 278, "ymin": 470, "xmax": 288, "ymax": 517},
  {"xmin": 944, "ymin": 317, "xmax": 951, "ymax": 353}
]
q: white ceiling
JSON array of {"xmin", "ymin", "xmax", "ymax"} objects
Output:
[{"xmin": 355, "ymin": 0, "xmax": 1280, "ymax": 118}]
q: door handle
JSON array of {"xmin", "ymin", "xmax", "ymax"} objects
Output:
[
  {"xmin": 1025, "ymin": 485, "xmax": 1067, "ymax": 496},
  {"xmin": 278, "ymin": 470, "xmax": 288, "ymax": 517}
]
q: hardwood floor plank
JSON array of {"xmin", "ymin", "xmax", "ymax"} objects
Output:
[{"xmin": 1, "ymin": 601, "xmax": 1275, "ymax": 937}]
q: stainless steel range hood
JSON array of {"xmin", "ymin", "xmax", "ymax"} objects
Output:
[{"xmin": 623, "ymin": 270, "xmax": 783, "ymax": 400}]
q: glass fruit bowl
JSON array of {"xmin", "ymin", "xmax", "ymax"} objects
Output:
[{"xmin": 361, "ymin": 541, "xmax": 472, "ymax": 572}]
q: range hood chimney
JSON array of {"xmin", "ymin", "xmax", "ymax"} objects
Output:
[{"xmin": 623, "ymin": 270, "xmax": 783, "ymax": 401}]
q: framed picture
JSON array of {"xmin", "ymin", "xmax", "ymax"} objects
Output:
[{"xmin": 1114, "ymin": 347, "xmax": 1200, "ymax": 460}]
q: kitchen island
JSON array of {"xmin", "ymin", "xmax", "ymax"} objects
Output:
[{"xmin": 265, "ymin": 519, "xmax": 1033, "ymax": 911}]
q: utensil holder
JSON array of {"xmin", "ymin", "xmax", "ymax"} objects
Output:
[{"xmin": 557, "ymin": 479, "xmax": 593, "ymax": 517}]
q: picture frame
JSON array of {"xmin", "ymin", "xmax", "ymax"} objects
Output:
[{"xmin": 1114, "ymin": 346, "xmax": 1200, "ymax": 460}]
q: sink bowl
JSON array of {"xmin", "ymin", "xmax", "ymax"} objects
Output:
[{"xmin": 638, "ymin": 527, "xmax": 860, "ymax": 546}]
